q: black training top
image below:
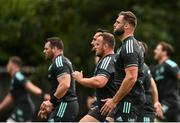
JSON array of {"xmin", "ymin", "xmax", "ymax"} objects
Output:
[
  {"xmin": 10, "ymin": 71, "xmax": 34, "ymax": 107},
  {"xmin": 153, "ymin": 59, "xmax": 180, "ymax": 104},
  {"xmin": 94, "ymin": 54, "xmax": 117, "ymax": 108},
  {"xmin": 48, "ymin": 55, "xmax": 77, "ymax": 101},
  {"xmin": 114, "ymin": 36, "xmax": 144, "ymax": 102},
  {"xmin": 143, "ymin": 63, "xmax": 154, "ymax": 112}
]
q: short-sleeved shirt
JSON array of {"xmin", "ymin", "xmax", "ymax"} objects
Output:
[
  {"xmin": 153, "ymin": 59, "xmax": 180, "ymax": 104},
  {"xmin": 143, "ymin": 63, "xmax": 154, "ymax": 112},
  {"xmin": 10, "ymin": 71, "xmax": 33, "ymax": 106},
  {"xmin": 48, "ymin": 55, "xmax": 77, "ymax": 101},
  {"xmin": 114, "ymin": 36, "xmax": 144, "ymax": 102},
  {"xmin": 94, "ymin": 54, "xmax": 117, "ymax": 108}
]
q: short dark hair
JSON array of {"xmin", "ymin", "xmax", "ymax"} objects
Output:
[
  {"xmin": 138, "ymin": 41, "xmax": 148, "ymax": 57},
  {"xmin": 96, "ymin": 28, "xmax": 109, "ymax": 33},
  {"xmin": 46, "ymin": 37, "xmax": 64, "ymax": 50},
  {"xmin": 119, "ymin": 11, "xmax": 137, "ymax": 28},
  {"xmin": 99, "ymin": 32, "xmax": 115, "ymax": 49},
  {"xmin": 158, "ymin": 42, "xmax": 174, "ymax": 56},
  {"xmin": 9, "ymin": 56, "xmax": 22, "ymax": 67}
]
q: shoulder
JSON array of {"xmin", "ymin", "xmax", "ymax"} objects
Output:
[
  {"xmin": 110, "ymin": 54, "xmax": 116, "ymax": 59},
  {"xmin": 165, "ymin": 59, "xmax": 178, "ymax": 68},
  {"xmin": 54, "ymin": 55, "xmax": 64, "ymax": 68},
  {"xmin": 143, "ymin": 63, "xmax": 149, "ymax": 70},
  {"xmin": 54, "ymin": 55, "xmax": 72, "ymax": 70},
  {"xmin": 15, "ymin": 72, "xmax": 25, "ymax": 81},
  {"xmin": 122, "ymin": 38, "xmax": 138, "ymax": 54},
  {"xmin": 99, "ymin": 55, "xmax": 113, "ymax": 70},
  {"xmin": 144, "ymin": 63, "xmax": 151, "ymax": 74},
  {"xmin": 63, "ymin": 56, "xmax": 72, "ymax": 66}
]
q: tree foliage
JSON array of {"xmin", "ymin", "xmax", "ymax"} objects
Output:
[{"xmin": 0, "ymin": 0, "xmax": 179, "ymax": 66}]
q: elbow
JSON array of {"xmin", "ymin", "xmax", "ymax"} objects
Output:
[
  {"xmin": 94, "ymin": 79, "xmax": 106, "ymax": 88},
  {"xmin": 96, "ymin": 83, "xmax": 104, "ymax": 88},
  {"xmin": 128, "ymin": 75, "xmax": 137, "ymax": 85},
  {"xmin": 37, "ymin": 89, "xmax": 42, "ymax": 95},
  {"xmin": 93, "ymin": 77, "xmax": 107, "ymax": 88},
  {"xmin": 63, "ymin": 83, "xmax": 70, "ymax": 90},
  {"xmin": 131, "ymin": 77, "xmax": 137, "ymax": 84},
  {"xmin": 65, "ymin": 84, "xmax": 70, "ymax": 90},
  {"xmin": 95, "ymin": 80, "xmax": 106, "ymax": 88}
]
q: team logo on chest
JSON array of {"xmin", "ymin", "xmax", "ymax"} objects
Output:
[{"xmin": 155, "ymin": 66, "xmax": 164, "ymax": 81}]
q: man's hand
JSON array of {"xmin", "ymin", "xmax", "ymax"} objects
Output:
[
  {"xmin": 154, "ymin": 101, "xmax": 163, "ymax": 118},
  {"xmin": 38, "ymin": 100, "xmax": 53, "ymax": 119},
  {"xmin": 100, "ymin": 98, "xmax": 117, "ymax": 116},
  {"xmin": 44, "ymin": 94, "xmax": 51, "ymax": 101},
  {"xmin": 72, "ymin": 71, "xmax": 83, "ymax": 82}
]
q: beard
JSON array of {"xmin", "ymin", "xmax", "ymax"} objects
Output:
[
  {"xmin": 91, "ymin": 46, "xmax": 95, "ymax": 52},
  {"xmin": 95, "ymin": 51, "xmax": 103, "ymax": 58},
  {"xmin": 154, "ymin": 53, "xmax": 162, "ymax": 61},
  {"xmin": 6, "ymin": 68, "xmax": 11, "ymax": 74},
  {"xmin": 96, "ymin": 53, "xmax": 101, "ymax": 57},
  {"xmin": 45, "ymin": 53, "xmax": 53, "ymax": 61},
  {"xmin": 114, "ymin": 27, "xmax": 125, "ymax": 36}
]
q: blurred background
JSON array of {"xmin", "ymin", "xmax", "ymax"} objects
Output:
[{"xmin": 0, "ymin": 0, "xmax": 179, "ymax": 121}]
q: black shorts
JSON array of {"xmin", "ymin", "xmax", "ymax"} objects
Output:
[
  {"xmin": 138, "ymin": 105, "xmax": 155, "ymax": 122},
  {"xmin": 48, "ymin": 100, "xmax": 79, "ymax": 122},
  {"xmin": 158, "ymin": 100, "xmax": 180, "ymax": 122},
  {"xmin": 142, "ymin": 112, "xmax": 155, "ymax": 122},
  {"xmin": 138, "ymin": 110, "xmax": 155, "ymax": 122},
  {"xmin": 114, "ymin": 99, "xmax": 144, "ymax": 122},
  {"xmin": 88, "ymin": 105, "xmax": 115, "ymax": 122},
  {"xmin": 9, "ymin": 103, "xmax": 34, "ymax": 122},
  {"xmin": 88, "ymin": 106, "xmax": 106, "ymax": 122}
]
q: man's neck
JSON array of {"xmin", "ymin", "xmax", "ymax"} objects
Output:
[
  {"xmin": 119, "ymin": 30, "xmax": 134, "ymax": 42},
  {"xmin": 119, "ymin": 34, "xmax": 133, "ymax": 42},
  {"xmin": 102, "ymin": 50, "xmax": 114, "ymax": 58},
  {"xmin": 53, "ymin": 51, "xmax": 63, "ymax": 60},
  {"xmin": 158, "ymin": 56, "xmax": 168, "ymax": 64}
]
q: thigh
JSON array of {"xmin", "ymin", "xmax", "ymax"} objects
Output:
[
  {"xmin": 87, "ymin": 106, "xmax": 106, "ymax": 122},
  {"xmin": 166, "ymin": 107, "xmax": 180, "ymax": 122},
  {"xmin": 105, "ymin": 116, "xmax": 114, "ymax": 122},
  {"xmin": 10, "ymin": 105, "xmax": 33, "ymax": 122},
  {"xmin": 80, "ymin": 115, "xmax": 99, "ymax": 122},
  {"xmin": 48, "ymin": 100, "xmax": 79, "ymax": 122},
  {"xmin": 105, "ymin": 108, "xmax": 115, "ymax": 122}
]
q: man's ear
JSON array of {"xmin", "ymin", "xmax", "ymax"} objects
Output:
[
  {"xmin": 163, "ymin": 51, "xmax": 168, "ymax": 57},
  {"xmin": 51, "ymin": 47, "xmax": 56, "ymax": 52},
  {"xmin": 124, "ymin": 23, "xmax": 129, "ymax": 29},
  {"xmin": 53, "ymin": 46, "xmax": 63, "ymax": 53},
  {"xmin": 103, "ymin": 43, "xmax": 109, "ymax": 50}
]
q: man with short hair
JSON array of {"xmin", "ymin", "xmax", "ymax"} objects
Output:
[
  {"xmin": 138, "ymin": 41, "xmax": 163, "ymax": 122},
  {"xmin": 91, "ymin": 28, "xmax": 109, "ymax": 52},
  {"xmin": 38, "ymin": 37, "xmax": 79, "ymax": 122},
  {"xmin": 153, "ymin": 42, "xmax": 180, "ymax": 121},
  {"xmin": 0, "ymin": 56, "xmax": 48, "ymax": 122},
  {"xmin": 73, "ymin": 32, "xmax": 117, "ymax": 122},
  {"xmin": 100, "ymin": 11, "xmax": 145, "ymax": 122}
]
